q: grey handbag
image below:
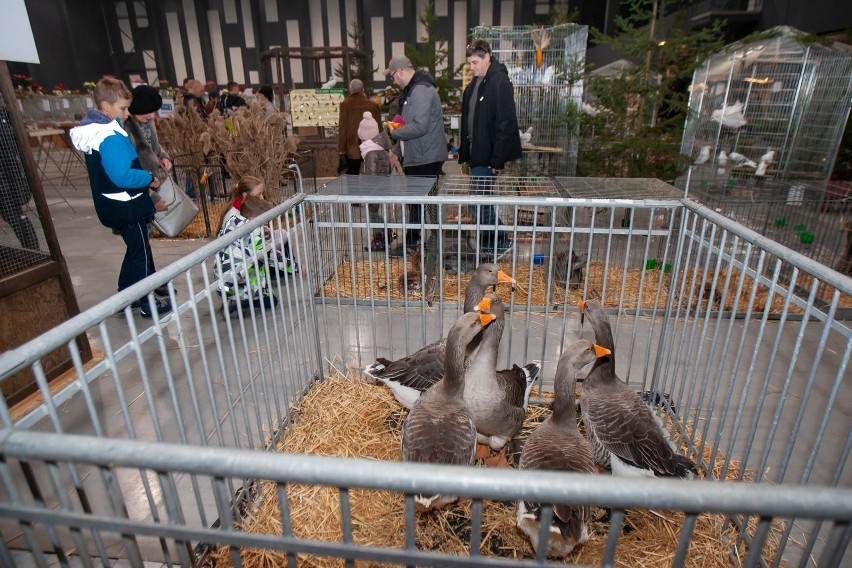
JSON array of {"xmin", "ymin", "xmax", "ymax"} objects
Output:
[{"xmin": 152, "ymin": 174, "xmax": 199, "ymax": 237}]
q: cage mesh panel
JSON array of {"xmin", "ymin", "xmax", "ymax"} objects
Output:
[
  {"xmin": 471, "ymin": 24, "xmax": 588, "ymax": 177},
  {"xmin": 680, "ymin": 26, "xmax": 852, "ymax": 268},
  {"xmin": 0, "ymin": 93, "xmax": 49, "ymax": 277}
]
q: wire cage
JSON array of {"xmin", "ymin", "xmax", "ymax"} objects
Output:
[
  {"xmin": 679, "ymin": 26, "xmax": 852, "ymax": 268},
  {"xmin": 471, "ymin": 24, "xmax": 588, "ymax": 178},
  {"xmin": 0, "ymin": 186, "xmax": 851, "ymax": 566}
]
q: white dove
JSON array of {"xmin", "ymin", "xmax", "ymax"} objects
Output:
[
  {"xmin": 711, "ymin": 101, "xmax": 747, "ymax": 129},
  {"xmin": 755, "ymin": 150, "xmax": 775, "ymax": 176},
  {"xmin": 321, "ymin": 76, "xmax": 339, "ymax": 89},
  {"xmin": 717, "ymin": 150, "xmax": 728, "ymax": 166},
  {"xmin": 694, "ymin": 145, "xmax": 711, "ymax": 164},
  {"xmin": 519, "ymin": 126, "xmax": 534, "ymax": 147},
  {"xmin": 729, "ymin": 151, "xmax": 758, "ymax": 169}
]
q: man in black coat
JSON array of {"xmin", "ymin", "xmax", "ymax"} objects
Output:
[{"xmin": 459, "ymin": 39, "xmax": 522, "ymax": 259}]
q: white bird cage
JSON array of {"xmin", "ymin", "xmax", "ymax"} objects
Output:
[
  {"xmin": 471, "ymin": 24, "xmax": 588, "ymax": 178},
  {"xmin": 680, "ymin": 26, "xmax": 852, "ymax": 267}
]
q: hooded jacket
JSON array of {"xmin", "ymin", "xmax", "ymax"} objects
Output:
[
  {"xmin": 458, "ymin": 59, "xmax": 523, "ymax": 171},
  {"xmin": 70, "ymin": 109, "xmax": 155, "ymax": 229},
  {"xmin": 390, "ymin": 70, "xmax": 447, "ymax": 168}
]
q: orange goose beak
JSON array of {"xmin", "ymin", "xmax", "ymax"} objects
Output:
[
  {"xmin": 593, "ymin": 344, "xmax": 611, "ymax": 358},
  {"xmin": 497, "ymin": 270, "xmax": 516, "ymax": 284},
  {"xmin": 474, "ymin": 296, "xmax": 492, "ymax": 313}
]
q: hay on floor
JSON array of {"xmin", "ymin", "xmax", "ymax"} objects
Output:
[
  {"xmin": 320, "ymin": 258, "xmax": 850, "ymax": 313},
  {"xmin": 208, "ymin": 375, "xmax": 785, "ymax": 567}
]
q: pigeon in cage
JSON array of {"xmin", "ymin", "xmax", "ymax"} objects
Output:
[
  {"xmin": 519, "ymin": 126, "xmax": 534, "ymax": 147},
  {"xmin": 552, "ymin": 250, "xmax": 588, "ymax": 293},
  {"xmin": 755, "ymin": 149, "xmax": 775, "ymax": 176},
  {"xmin": 578, "ymin": 300, "xmax": 698, "ymax": 479},
  {"xmin": 711, "ymin": 100, "xmax": 747, "ymax": 129},
  {"xmin": 717, "ymin": 150, "xmax": 728, "ymax": 167},
  {"xmin": 444, "ymin": 250, "xmax": 479, "ymax": 275},
  {"xmin": 694, "ymin": 145, "xmax": 711, "ymax": 165},
  {"xmin": 516, "ymin": 339, "xmax": 610, "ymax": 558},
  {"xmin": 365, "ymin": 264, "xmax": 515, "ymax": 409},
  {"xmin": 728, "ymin": 151, "xmax": 758, "ymax": 169},
  {"xmin": 401, "ymin": 311, "xmax": 493, "ymax": 512}
]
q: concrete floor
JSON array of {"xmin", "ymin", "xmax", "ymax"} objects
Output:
[{"xmin": 2, "ymin": 156, "xmax": 850, "ymax": 566}]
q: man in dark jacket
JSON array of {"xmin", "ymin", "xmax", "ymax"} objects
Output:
[
  {"xmin": 459, "ymin": 39, "xmax": 522, "ymax": 258},
  {"xmin": 337, "ymin": 78, "xmax": 382, "ymax": 175}
]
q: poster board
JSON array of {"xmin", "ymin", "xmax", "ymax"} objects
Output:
[{"xmin": 289, "ymin": 88, "xmax": 346, "ymax": 127}]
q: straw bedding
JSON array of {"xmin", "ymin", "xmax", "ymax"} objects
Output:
[
  {"xmin": 208, "ymin": 375, "xmax": 784, "ymax": 567},
  {"xmin": 320, "ymin": 258, "xmax": 851, "ymax": 313}
]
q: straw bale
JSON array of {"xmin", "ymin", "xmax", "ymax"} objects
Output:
[{"xmin": 209, "ymin": 375, "xmax": 786, "ymax": 567}]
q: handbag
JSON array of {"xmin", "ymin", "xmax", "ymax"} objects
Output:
[{"xmin": 152, "ymin": 174, "xmax": 199, "ymax": 237}]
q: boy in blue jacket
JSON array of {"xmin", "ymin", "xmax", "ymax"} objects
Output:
[{"xmin": 70, "ymin": 77, "xmax": 171, "ymax": 318}]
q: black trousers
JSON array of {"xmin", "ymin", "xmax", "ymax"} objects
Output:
[
  {"xmin": 403, "ymin": 161, "xmax": 444, "ymax": 244},
  {"xmin": 118, "ymin": 220, "xmax": 153, "ymax": 296}
]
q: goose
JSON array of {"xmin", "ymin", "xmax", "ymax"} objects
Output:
[
  {"xmin": 365, "ymin": 263, "xmax": 515, "ymax": 408},
  {"xmin": 517, "ymin": 339, "xmax": 611, "ymax": 558},
  {"xmin": 401, "ymin": 310, "xmax": 496, "ymax": 512},
  {"xmin": 578, "ymin": 299, "xmax": 697, "ymax": 479},
  {"xmin": 468, "ymin": 294, "xmax": 540, "ymax": 458}
]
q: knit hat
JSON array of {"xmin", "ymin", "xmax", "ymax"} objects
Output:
[
  {"xmin": 128, "ymin": 85, "xmax": 163, "ymax": 115},
  {"xmin": 357, "ymin": 111, "xmax": 380, "ymax": 141}
]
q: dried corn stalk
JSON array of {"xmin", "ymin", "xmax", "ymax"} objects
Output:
[
  {"xmin": 156, "ymin": 102, "xmax": 209, "ymax": 167},
  {"xmin": 201, "ymin": 99, "xmax": 299, "ymax": 202}
]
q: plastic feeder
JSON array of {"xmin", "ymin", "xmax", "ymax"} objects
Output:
[
  {"xmin": 800, "ymin": 232, "xmax": 814, "ymax": 244},
  {"xmin": 774, "ymin": 219, "xmax": 787, "ymax": 228}
]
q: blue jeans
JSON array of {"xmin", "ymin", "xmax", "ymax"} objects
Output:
[{"xmin": 470, "ymin": 166, "xmax": 510, "ymax": 249}]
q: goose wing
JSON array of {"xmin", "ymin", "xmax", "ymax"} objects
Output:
[
  {"xmin": 367, "ymin": 339, "xmax": 446, "ymax": 391},
  {"xmin": 582, "ymin": 386, "xmax": 688, "ymax": 477}
]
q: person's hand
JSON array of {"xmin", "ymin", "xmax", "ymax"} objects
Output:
[
  {"xmin": 389, "ymin": 152, "xmax": 399, "ymax": 169},
  {"xmin": 149, "ymin": 176, "xmax": 161, "ymax": 190},
  {"xmin": 160, "ymin": 158, "xmax": 173, "ymax": 171},
  {"xmin": 490, "ymin": 167, "xmax": 502, "ymax": 175},
  {"xmin": 154, "ymin": 200, "xmax": 168, "ymax": 212}
]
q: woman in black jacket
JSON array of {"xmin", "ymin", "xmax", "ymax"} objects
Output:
[{"xmin": 459, "ymin": 39, "xmax": 522, "ymax": 258}]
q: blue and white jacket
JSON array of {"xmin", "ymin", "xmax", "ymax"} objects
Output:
[{"xmin": 70, "ymin": 109, "xmax": 154, "ymax": 228}]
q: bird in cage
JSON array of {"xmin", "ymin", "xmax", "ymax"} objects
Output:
[
  {"xmin": 401, "ymin": 311, "xmax": 494, "ymax": 512},
  {"xmin": 516, "ymin": 339, "xmax": 610, "ymax": 558},
  {"xmin": 694, "ymin": 145, "xmax": 711, "ymax": 164},
  {"xmin": 469, "ymin": 294, "xmax": 541, "ymax": 467},
  {"xmin": 552, "ymin": 249, "xmax": 587, "ymax": 294},
  {"xmin": 711, "ymin": 100, "xmax": 747, "ymax": 129},
  {"xmin": 365, "ymin": 264, "xmax": 515, "ymax": 409},
  {"xmin": 531, "ymin": 27, "xmax": 552, "ymax": 69},
  {"xmin": 729, "ymin": 151, "xmax": 758, "ymax": 169},
  {"xmin": 578, "ymin": 300, "xmax": 698, "ymax": 479},
  {"xmin": 756, "ymin": 149, "xmax": 775, "ymax": 176},
  {"xmin": 519, "ymin": 126, "xmax": 534, "ymax": 147}
]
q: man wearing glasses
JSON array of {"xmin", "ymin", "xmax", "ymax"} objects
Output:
[
  {"xmin": 383, "ymin": 55, "xmax": 447, "ymax": 248},
  {"xmin": 459, "ymin": 39, "xmax": 522, "ymax": 259}
]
